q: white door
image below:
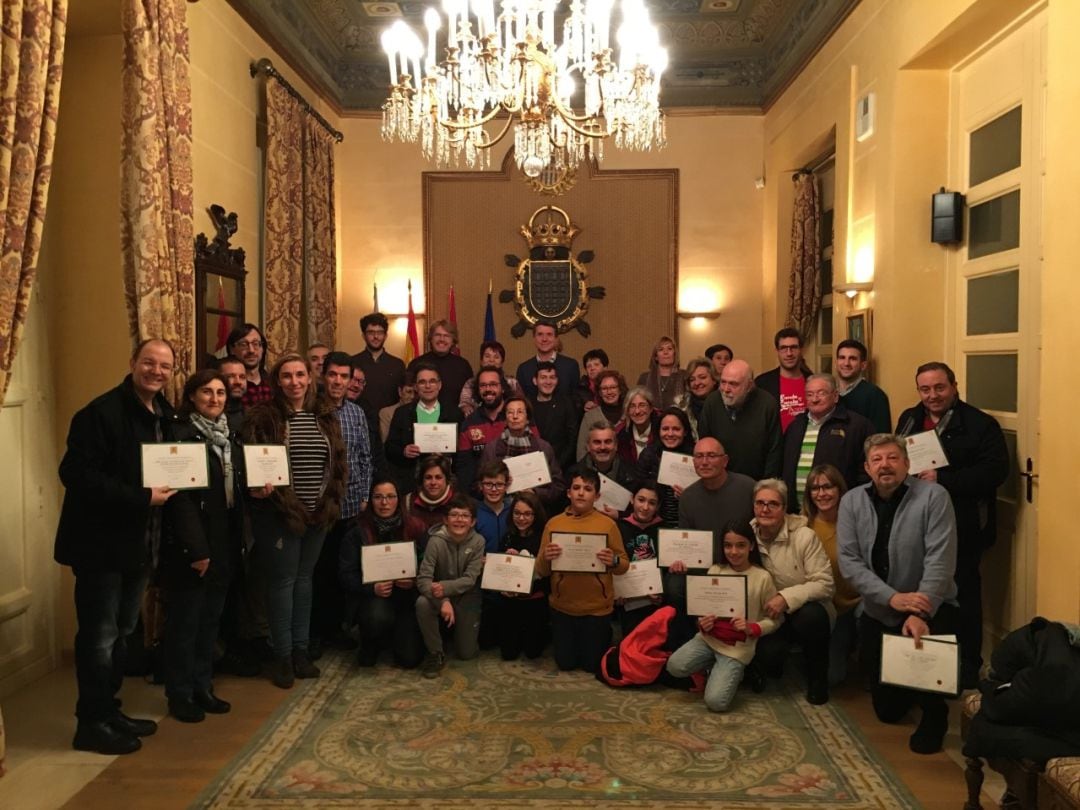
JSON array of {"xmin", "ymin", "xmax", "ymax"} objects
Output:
[{"xmin": 947, "ymin": 11, "xmax": 1045, "ymax": 647}]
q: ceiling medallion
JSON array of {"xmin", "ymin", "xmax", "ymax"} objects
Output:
[{"xmin": 379, "ymin": 0, "xmax": 667, "ymax": 177}]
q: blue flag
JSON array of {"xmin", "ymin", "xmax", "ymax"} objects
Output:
[{"xmin": 483, "ymin": 286, "xmax": 496, "ymax": 342}]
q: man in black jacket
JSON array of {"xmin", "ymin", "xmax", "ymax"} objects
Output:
[
  {"xmin": 896, "ymin": 361, "xmax": 1009, "ymax": 687},
  {"xmin": 54, "ymin": 339, "xmax": 178, "ymax": 755},
  {"xmin": 529, "ymin": 360, "xmax": 580, "ymax": 472},
  {"xmin": 386, "ymin": 363, "xmax": 464, "ymax": 495},
  {"xmin": 754, "ymin": 327, "xmax": 811, "ymax": 433}
]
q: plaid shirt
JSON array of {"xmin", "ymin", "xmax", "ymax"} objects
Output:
[
  {"xmin": 336, "ymin": 399, "xmax": 372, "ymax": 519},
  {"xmin": 242, "ymin": 376, "xmax": 273, "ymax": 409}
]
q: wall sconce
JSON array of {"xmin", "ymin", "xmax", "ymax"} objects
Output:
[
  {"xmin": 677, "ymin": 310, "xmax": 722, "ymax": 320},
  {"xmin": 833, "ymin": 281, "xmax": 873, "ymax": 299}
]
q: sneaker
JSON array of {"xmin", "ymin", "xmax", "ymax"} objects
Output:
[
  {"xmin": 292, "ymin": 649, "xmax": 321, "ymax": 679},
  {"xmin": 271, "ymin": 656, "xmax": 295, "ymax": 689},
  {"xmin": 421, "ymin": 652, "xmax": 445, "ymax": 679}
]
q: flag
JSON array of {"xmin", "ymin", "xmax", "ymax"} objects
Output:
[
  {"xmin": 404, "ymin": 279, "xmax": 420, "ymax": 365},
  {"xmin": 448, "ymin": 284, "xmax": 460, "ymax": 355},
  {"xmin": 483, "ymin": 278, "xmax": 496, "ymax": 342},
  {"xmin": 214, "ymin": 278, "xmax": 230, "ymax": 356}
]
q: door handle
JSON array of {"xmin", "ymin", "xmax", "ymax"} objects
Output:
[{"xmin": 1019, "ymin": 457, "xmax": 1038, "ymax": 504}]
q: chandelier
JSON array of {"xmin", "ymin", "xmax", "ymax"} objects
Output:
[{"xmin": 379, "ymin": 0, "xmax": 667, "ymax": 177}]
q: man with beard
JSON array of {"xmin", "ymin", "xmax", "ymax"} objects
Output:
[
  {"xmin": 407, "ymin": 320, "xmax": 473, "ymax": 409},
  {"xmin": 699, "ymin": 359, "xmax": 782, "ymax": 480},
  {"xmin": 835, "ymin": 339, "xmax": 891, "ymax": 433},
  {"xmin": 345, "ymin": 365, "xmax": 386, "ymax": 480},
  {"xmin": 351, "ymin": 312, "xmax": 405, "ymax": 413},
  {"xmin": 755, "ymin": 328, "xmax": 812, "ymax": 432},
  {"xmin": 456, "ymin": 366, "xmax": 510, "ymax": 493},
  {"xmin": 573, "ymin": 422, "xmax": 642, "ymax": 518},
  {"xmin": 217, "ymin": 356, "xmax": 248, "ymax": 426},
  {"xmin": 226, "ymin": 324, "xmax": 272, "ymax": 409}
]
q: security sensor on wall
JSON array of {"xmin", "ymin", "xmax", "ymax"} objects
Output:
[{"xmin": 855, "ymin": 92, "xmax": 875, "ymax": 142}]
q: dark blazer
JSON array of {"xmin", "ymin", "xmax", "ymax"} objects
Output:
[
  {"xmin": 385, "ymin": 400, "xmax": 464, "ymax": 494},
  {"xmin": 351, "ymin": 349, "xmax": 406, "ymax": 412},
  {"xmin": 516, "ymin": 354, "xmax": 580, "ymax": 399},
  {"xmin": 754, "ymin": 365, "xmax": 811, "ymax": 404},
  {"xmin": 782, "ymin": 403, "xmax": 873, "ymax": 510},
  {"xmin": 530, "ymin": 393, "xmax": 581, "ymax": 471},
  {"xmin": 896, "ymin": 398, "xmax": 1009, "ymax": 551},
  {"xmin": 408, "ymin": 351, "xmax": 474, "ymax": 410},
  {"xmin": 55, "ymin": 376, "xmax": 175, "ymax": 572}
]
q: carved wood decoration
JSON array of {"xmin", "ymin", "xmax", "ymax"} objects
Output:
[{"xmin": 194, "ymin": 205, "xmax": 247, "ymax": 368}]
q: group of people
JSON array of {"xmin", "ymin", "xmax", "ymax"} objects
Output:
[{"xmin": 55, "ymin": 313, "xmax": 1008, "ymax": 760}]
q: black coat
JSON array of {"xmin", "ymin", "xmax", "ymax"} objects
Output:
[
  {"xmin": 782, "ymin": 403, "xmax": 873, "ymax": 509},
  {"xmin": 158, "ymin": 419, "xmax": 244, "ymax": 588},
  {"xmin": 530, "ymin": 393, "xmax": 580, "ymax": 472},
  {"xmin": 55, "ymin": 376, "xmax": 175, "ymax": 572},
  {"xmin": 896, "ymin": 398, "xmax": 1009, "ymax": 551},
  {"xmin": 754, "ymin": 365, "xmax": 811, "ymax": 405},
  {"xmin": 385, "ymin": 400, "xmax": 464, "ymax": 494}
]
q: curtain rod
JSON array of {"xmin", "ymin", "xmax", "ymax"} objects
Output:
[
  {"xmin": 789, "ymin": 150, "xmax": 836, "ymax": 181},
  {"xmin": 250, "ymin": 58, "xmax": 344, "ymax": 143}
]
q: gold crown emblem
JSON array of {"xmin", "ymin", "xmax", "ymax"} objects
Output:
[{"xmin": 520, "ymin": 206, "xmax": 580, "ymax": 249}]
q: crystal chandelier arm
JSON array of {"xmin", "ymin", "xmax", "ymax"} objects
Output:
[
  {"xmin": 437, "ymin": 103, "xmax": 504, "ymax": 129},
  {"xmin": 549, "ymin": 94, "xmax": 611, "ymax": 137}
]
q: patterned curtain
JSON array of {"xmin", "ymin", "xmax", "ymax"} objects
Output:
[
  {"xmin": 120, "ymin": 0, "xmax": 195, "ymax": 403},
  {"xmin": 785, "ymin": 172, "xmax": 822, "ymax": 341},
  {"xmin": 263, "ymin": 84, "xmax": 337, "ymax": 359},
  {"xmin": 0, "ymin": 0, "xmax": 67, "ymax": 406}
]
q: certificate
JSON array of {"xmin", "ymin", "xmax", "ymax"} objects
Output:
[
  {"xmin": 596, "ymin": 473, "xmax": 632, "ymax": 514},
  {"xmin": 614, "ymin": 559, "xmax": 664, "ymax": 599},
  {"xmin": 657, "ymin": 451, "xmax": 700, "ymax": 489},
  {"xmin": 481, "ymin": 553, "xmax": 535, "ymax": 594},
  {"xmin": 413, "ymin": 422, "xmax": 457, "ymax": 453},
  {"xmin": 904, "ymin": 430, "xmax": 949, "ymax": 475},
  {"xmin": 880, "ymin": 633, "xmax": 960, "ymax": 696},
  {"xmin": 504, "ymin": 451, "xmax": 551, "ymax": 493},
  {"xmin": 550, "ymin": 532, "xmax": 607, "ymax": 572},
  {"xmin": 658, "ymin": 529, "xmax": 713, "ymax": 568},
  {"xmin": 244, "ymin": 444, "xmax": 291, "ymax": 487},
  {"xmin": 141, "ymin": 443, "xmax": 209, "ymax": 490},
  {"xmin": 686, "ymin": 574, "xmax": 749, "ymax": 617},
  {"xmin": 361, "ymin": 541, "xmax": 417, "ymax": 584}
]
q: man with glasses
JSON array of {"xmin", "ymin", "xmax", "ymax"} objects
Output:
[
  {"xmin": 755, "ymin": 327, "xmax": 811, "ymax": 433},
  {"xmin": 782, "ymin": 374, "xmax": 872, "ymax": 511},
  {"xmin": 699, "ymin": 359, "xmax": 782, "ymax": 480},
  {"xmin": 385, "ymin": 363, "xmax": 463, "ymax": 495},
  {"xmin": 455, "ymin": 366, "xmax": 510, "ymax": 493},
  {"xmin": 677, "ymin": 437, "xmax": 755, "ymax": 565},
  {"xmin": 352, "ymin": 312, "xmax": 406, "ymax": 413},
  {"xmin": 226, "ymin": 324, "xmax": 272, "ymax": 409}
]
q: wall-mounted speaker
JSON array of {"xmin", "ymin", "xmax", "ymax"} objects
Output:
[{"xmin": 931, "ymin": 189, "xmax": 964, "ymax": 244}]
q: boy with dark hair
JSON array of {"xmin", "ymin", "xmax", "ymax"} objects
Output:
[
  {"xmin": 415, "ymin": 494, "xmax": 485, "ymax": 678},
  {"xmin": 536, "ymin": 470, "xmax": 629, "ymax": 673}
]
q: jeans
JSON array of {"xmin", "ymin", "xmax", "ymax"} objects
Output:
[
  {"xmin": 666, "ymin": 635, "xmax": 746, "ymax": 712},
  {"xmin": 355, "ymin": 587, "xmax": 424, "ymax": 668},
  {"xmin": 252, "ymin": 508, "xmax": 327, "ymax": 659},
  {"xmin": 416, "ymin": 591, "xmax": 482, "ymax": 659},
  {"xmin": 164, "ymin": 574, "xmax": 230, "ymax": 701},
  {"xmin": 549, "ymin": 609, "xmax": 612, "ymax": 673},
  {"xmin": 73, "ymin": 566, "xmax": 149, "ymax": 723}
]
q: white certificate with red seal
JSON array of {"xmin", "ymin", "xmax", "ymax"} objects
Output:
[
  {"xmin": 481, "ymin": 553, "xmax": 535, "ymax": 594},
  {"xmin": 880, "ymin": 633, "xmax": 960, "ymax": 696}
]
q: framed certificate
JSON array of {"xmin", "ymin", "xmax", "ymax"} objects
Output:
[
  {"xmin": 904, "ymin": 430, "xmax": 950, "ymax": 475},
  {"xmin": 504, "ymin": 451, "xmax": 552, "ymax": 493},
  {"xmin": 657, "ymin": 451, "xmax": 700, "ymax": 489},
  {"xmin": 481, "ymin": 553, "xmax": 536, "ymax": 594},
  {"xmin": 244, "ymin": 444, "xmax": 291, "ymax": 487},
  {"xmin": 141, "ymin": 443, "xmax": 209, "ymax": 490},
  {"xmin": 686, "ymin": 574, "xmax": 749, "ymax": 617},
  {"xmin": 550, "ymin": 532, "xmax": 607, "ymax": 572},
  {"xmin": 596, "ymin": 473, "xmax": 632, "ymax": 513},
  {"xmin": 658, "ymin": 529, "xmax": 713, "ymax": 568},
  {"xmin": 414, "ymin": 422, "xmax": 457, "ymax": 453},
  {"xmin": 613, "ymin": 559, "xmax": 664, "ymax": 599},
  {"xmin": 880, "ymin": 633, "xmax": 960, "ymax": 696},
  {"xmin": 361, "ymin": 541, "xmax": 417, "ymax": 584}
]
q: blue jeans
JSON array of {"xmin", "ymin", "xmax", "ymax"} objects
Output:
[
  {"xmin": 252, "ymin": 508, "xmax": 326, "ymax": 658},
  {"xmin": 164, "ymin": 574, "xmax": 230, "ymax": 701},
  {"xmin": 666, "ymin": 635, "xmax": 746, "ymax": 712},
  {"xmin": 72, "ymin": 566, "xmax": 149, "ymax": 722}
]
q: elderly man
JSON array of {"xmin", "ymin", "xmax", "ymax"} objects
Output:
[
  {"xmin": 55, "ymin": 339, "xmax": 178, "ymax": 755},
  {"xmin": 574, "ymin": 422, "xmax": 642, "ymax": 517},
  {"xmin": 895, "ymin": 361, "xmax": 1008, "ymax": 688},
  {"xmin": 782, "ymin": 373, "xmax": 872, "ymax": 511},
  {"xmin": 838, "ymin": 433, "xmax": 959, "ymax": 754},
  {"xmin": 699, "ymin": 359, "xmax": 782, "ymax": 480}
]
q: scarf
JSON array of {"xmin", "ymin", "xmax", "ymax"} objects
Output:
[
  {"xmin": 190, "ymin": 411, "xmax": 234, "ymax": 507},
  {"xmin": 600, "ymin": 400, "xmax": 623, "ymax": 424},
  {"xmin": 372, "ymin": 512, "xmax": 403, "ymax": 541},
  {"xmin": 500, "ymin": 426, "xmax": 534, "ymax": 454},
  {"xmin": 415, "ymin": 486, "xmax": 454, "ymax": 510}
]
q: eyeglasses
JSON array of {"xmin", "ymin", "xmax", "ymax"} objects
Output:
[
  {"xmin": 481, "ymin": 482, "xmax": 507, "ymax": 490},
  {"xmin": 371, "ymin": 493, "xmax": 398, "ymax": 501},
  {"xmin": 693, "ymin": 452, "xmax": 726, "ymax": 460},
  {"xmin": 416, "ymin": 379, "xmax": 439, "ymax": 386},
  {"xmin": 808, "ymin": 483, "xmax": 837, "ymax": 492},
  {"xmin": 232, "ymin": 340, "xmax": 262, "ymax": 350},
  {"xmin": 513, "ymin": 510, "xmax": 534, "ymax": 518},
  {"xmin": 447, "ymin": 510, "xmax": 473, "ymax": 519},
  {"xmin": 754, "ymin": 499, "xmax": 783, "ymax": 511}
]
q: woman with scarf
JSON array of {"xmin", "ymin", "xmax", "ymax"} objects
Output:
[
  {"xmin": 480, "ymin": 396, "xmax": 565, "ymax": 513},
  {"xmin": 339, "ymin": 477, "xmax": 429, "ymax": 668},
  {"xmin": 244, "ymin": 354, "xmax": 347, "ymax": 690},
  {"xmin": 636, "ymin": 407, "xmax": 696, "ymax": 526},
  {"xmin": 616, "ymin": 387, "xmax": 661, "ymax": 465},
  {"xmin": 406, "ymin": 454, "xmax": 457, "ymax": 531},
  {"xmin": 161, "ymin": 370, "xmax": 243, "ymax": 722},
  {"xmin": 576, "ymin": 370, "xmax": 628, "ymax": 458},
  {"xmin": 679, "ymin": 358, "xmax": 719, "ymax": 440},
  {"xmin": 637, "ymin": 336, "xmax": 688, "ymax": 410}
]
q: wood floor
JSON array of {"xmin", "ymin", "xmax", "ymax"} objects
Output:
[{"xmin": 1, "ymin": 660, "xmax": 1002, "ymax": 809}]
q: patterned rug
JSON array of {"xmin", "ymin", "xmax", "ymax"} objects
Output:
[{"xmin": 195, "ymin": 651, "xmax": 919, "ymax": 808}]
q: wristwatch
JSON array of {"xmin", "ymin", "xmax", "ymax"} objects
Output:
[{"xmin": 610, "ymin": 553, "xmax": 621, "ymax": 568}]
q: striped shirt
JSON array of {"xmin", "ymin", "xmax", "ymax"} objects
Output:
[
  {"xmin": 287, "ymin": 410, "xmax": 330, "ymax": 512},
  {"xmin": 336, "ymin": 400, "xmax": 372, "ymax": 519},
  {"xmin": 794, "ymin": 421, "xmax": 822, "ymax": 509}
]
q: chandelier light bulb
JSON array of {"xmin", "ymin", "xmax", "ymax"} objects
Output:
[{"xmin": 522, "ymin": 154, "xmax": 545, "ymax": 177}]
